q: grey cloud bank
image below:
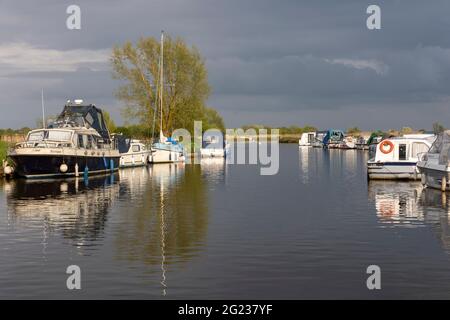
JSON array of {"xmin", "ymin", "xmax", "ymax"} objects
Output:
[{"xmin": 1, "ymin": 0, "xmax": 450, "ymax": 130}]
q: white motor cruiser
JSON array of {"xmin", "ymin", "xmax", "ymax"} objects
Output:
[
  {"xmin": 116, "ymin": 136, "xmax": 150, "ymax": 168},
  {"xmin": 367, "ymin": 135, "xmax": 435, "ymax": 180}
]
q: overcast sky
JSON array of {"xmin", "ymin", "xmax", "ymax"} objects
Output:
[{"xmin": 1, "ymin": 0, "xmax": 450, "ymax": 130}]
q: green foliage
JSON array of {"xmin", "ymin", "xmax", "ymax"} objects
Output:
[
  {"xmin": 241, "ymin": 124, "xmax": 317, "ymax": 135},
  {"xmin": 433, "ymin": 122, "xmax": 445, "ymax": 134},
  {"xmin": 112, "ymin": 34, "xmax": 221, "ymax": 135},
  {"xmin": 202, "ymin": 107, "xmax": 225, "ymax": 132},
  {"xmin": 400, "ymin": 126, "xmax": 413, "ymax": 135},
  {"xmin": 103, "ymin": 111, "xmax": 117, "ymax": 133},
  {"xmin": 0, "ymin": 141, "xmax": 8, "ymax": 162},
  {"xmin": 0, "ymin": 128, "xmax": 30, "ymax": 136},
  {"xmin": 346, "ymin": 126, "xmax": 361, "ymax": 136},
  {"xmin": 115, "ymin": 125, "xmax": 151, "ymax": 139}
]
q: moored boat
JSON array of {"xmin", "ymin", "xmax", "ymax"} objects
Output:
[
  {"xmin": 298, "ymin": 131, "xmax": 316, "ymax": 147},
  {"xmin": 323, "ymin": 129, "xmax": 345, "ymax": 149},
  {"xmin": 311, "ymin": 131, "xmax": 326, "ymax": 148},
  {"xmin": 417, "ymin": 130, "xmax": 450, "ymax": 191},
  {"xmin": 367, "ymin": 135, "xmax": 435, "ymax": 180},
  {"xmin": 116, "ymin": 135, "xmax": 150, "ymax": 168},
  {"xmin": 8, "ymin": 100, "xmax": 120, "ymax": 179},
  {"xmin": 201, "ymin": 134, "xmax": 229, "ymax": 158}
]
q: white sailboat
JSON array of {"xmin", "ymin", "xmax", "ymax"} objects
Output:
[{"xmin": 149, "ymin": 31, "xmax": 185, "ymax": 164}]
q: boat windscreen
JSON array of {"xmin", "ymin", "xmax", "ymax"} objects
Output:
[{"xmin": 47, "ymin": 130, "xmax": 72, "ymax": 141}]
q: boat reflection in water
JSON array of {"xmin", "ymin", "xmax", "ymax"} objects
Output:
[
  {"xmin": 369, "ymin": 181, "xmax": 450, "ymax": 251},
  {"xmin": 199, "ymin": 158, "xmax": 227, "ymax": 186},
  {"xmin": 4, "ymin": 174, "xmax": 119, "ymax": 249},
  {"xmin": 115, "ymin": 163, "xmax": 210, "ymax": 296},
  {"xmin": 368, "ymin": 181, "xmax": 424, "ymax": 227}
]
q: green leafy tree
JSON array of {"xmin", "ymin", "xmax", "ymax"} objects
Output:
[
  {"xmin": 400, "ymin": 127, "xmax": 413, "ymax": 135},
  {"xmin": 203, "ymin": 107, "xmax": 225, "ymax": 132},
  {"xmin": 103, "ymin": 110, "xmax": 117, "ymax": 133},
  {"xmin": 111, "ymin": 34, "xmax": 217, "ymax": 135},
  {"xmin": 433, "ymin": 122, "xmax": 445, "ymax": 134},
  {"xmin": 347, "ymin": 127, "xmax": 361, "ymax": 136}
]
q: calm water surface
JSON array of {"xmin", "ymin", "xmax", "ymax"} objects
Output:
[{"xmin": 2, "ymin": 144, "xmax": 450, "ymax": 299}]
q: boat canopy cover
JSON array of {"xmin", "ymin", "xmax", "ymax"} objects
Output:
[
  {"xmin": 429, "ymin": 130, "xmax": 450, "ymax": 164},
  {"xmin": 323, "ymin": 129, "xmax": 345, "ymax": 144},
  {"xmin": 367, "ymin": 131, "xmax": 389, "ymax": 145},
  {"xmin": 115, "ymin": 135, "xmax": 132, "ymax": 154},
  {"xmin": 51, "ymin": 104, "xmax": 112, "ymax": 142}
]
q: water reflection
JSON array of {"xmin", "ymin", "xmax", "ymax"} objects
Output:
[
  {"xmin": 4, "ymin": 174, "xmax": 119, "ymax": 249},
  {"xmin": 298, "ymin": 146, "xmax": 310, "ymax": 184},
  {"xmin": 369, "ymin": 181, "xmax": 450, "ymax": 253},
  {"xmin": 418, "ymin": 188, "xmax": 450, "ymax": 252},
  {"xmin": 368, "ymin": 181, "xmax": 424, "ymax": 227},
  {"xmin": 115, "ymin": 163, "xmax": 209, "ymax": 295},
  {"xmin": 200, "ymin": 158, "xmax": 227, "ymax": 186}
]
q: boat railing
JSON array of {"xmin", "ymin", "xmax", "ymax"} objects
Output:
[
  {"xmin": 16, "ymin": 140, "xmax": 73, "ymax": 149},
  {"xmin": 417, "ymin": 152, "xmax": 428, "ymax": 162},
  {"xmin": 152, "ymin": 142, "xmax": 184, "ymax": 153}
]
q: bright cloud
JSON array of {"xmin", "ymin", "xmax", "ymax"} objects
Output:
[
  {"xmin": 0, "ymin": 42, "xmax": 110, "ymax": 73},
  {"xmin": 324, "ymin": 58, "xmax": 389, "ymax": 75}
]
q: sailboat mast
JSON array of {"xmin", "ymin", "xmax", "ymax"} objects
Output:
[
  {"xmin": 160, "ymin": 31, "xmax": 164, "ymax": 136},
  {"xmin": 41, "ymin": 89, "xmax": 45, "ymax": 129}
]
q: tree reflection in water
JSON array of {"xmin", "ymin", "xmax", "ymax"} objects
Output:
[{"xmin": 115, "ymin": 163, "xmax": 209, "ymax": 295}]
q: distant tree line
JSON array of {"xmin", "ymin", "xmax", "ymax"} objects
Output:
[{"xmin": 241, "ymin": 125, "xmax": 317, "ymax": 135}]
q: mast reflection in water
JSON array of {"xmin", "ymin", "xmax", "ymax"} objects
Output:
[{"xmin": 115, "ymin": 163, "xmax": 210, "ymax": 296}]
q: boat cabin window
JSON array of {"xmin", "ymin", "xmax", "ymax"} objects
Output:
[
  {"xmin": 308, "ymin": 134, "xmax": 315, "ymax": 143},
  {"xmin": 28, "ymin": 131, "xmax": 45, "ymax": 141},
  {"xmin": 78, "ymin": 134, "xmax": 85, "ymax": 148},
  {"xmin": 86, "ymin": 135, "xmax": 97, "ymax": 149},
  {"xmin": 399, "ymin": 144, "xmax": 407, "ymax": 160},
  {"xmin": 47, "ymin": 130, "xmax": 72, "ymax": 141},
  {"xmin": 132, "ymin": 145, "xmax": 140, "ymax": 152},
  {"xmin": 27, "ymin": 130, "xmax": 72, "ymax": 142},
  {"xmin": 411, "ymin": 142, "xmax": 429, "ymax": 158}
]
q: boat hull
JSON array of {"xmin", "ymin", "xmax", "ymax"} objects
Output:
[
  {"xmin": 150, "ymin": 148, "xmax": 185, "ymax": 164},
  {"xmin": 9, "ymin": 154, "xmax": 120, "ymax": 179},
  {"xmin": 367, "ymin": 162, "xmax": 420, "ymax": 180},
  {"xmin": 417, "ymin": 163, "xmax": 450, "ymax": 191},
  {"xmin": 120, "ymin": 151, "xmax": 150, "ymax": 168},
  {"xmin": 200, "ymin": 148, "xmax": 225, "ymax": 158}
]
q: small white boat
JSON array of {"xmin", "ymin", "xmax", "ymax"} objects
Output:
[
  {"xmin": 150, "ymin": 137, "xmax": 185, "ymax": 163},
  {"xmin": 417, "ymin": 130, "xmax": 450, "ymax": 191},
  {"xmin": 298, "ymin": 132, "xmax": 316, "ymax": 147},
  {"xmin": 356, "ymin": 136, "xmax": 370, "ymax": 150},
  {"xmin": 200, "ymin": 135, "xmax": 229, "ymax": 158},
  {"xmin": 340, "ymin": 136, "xmax": 356, "ymax": 149},
  {"xmin": 311, "ymin": 131, "xmax": 326, "ymax": 148},
  {"xmin": 118, "ymin": 138, "xmax": 150, "ymax": 168},
  {"xmin": 367, "ymin": 135, "xmax": 435, "ymax": 180}
]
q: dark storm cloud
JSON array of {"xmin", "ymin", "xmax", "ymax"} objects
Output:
[{"xmin": 1, "ymin": 0, "xmax": 450, "ymax": 129}]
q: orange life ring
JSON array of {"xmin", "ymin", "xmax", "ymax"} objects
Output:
[{"xmin": 379, "ymin": 140, "xmax": 394, "ymax": 154}]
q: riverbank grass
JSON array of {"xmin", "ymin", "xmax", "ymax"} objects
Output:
[{"xmin": 0, "ymin": 141, "xmax": 8, "ymax": 163}]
